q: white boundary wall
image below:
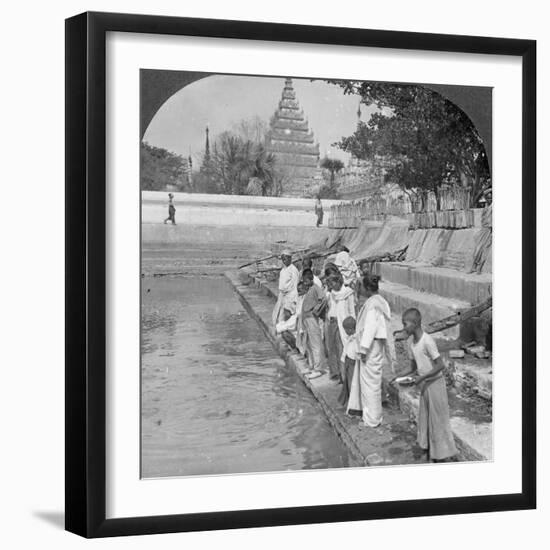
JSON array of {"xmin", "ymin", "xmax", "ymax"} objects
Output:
[{"xmin": 142, "ymin": 191, "xmax": 341, "ymax": 227}]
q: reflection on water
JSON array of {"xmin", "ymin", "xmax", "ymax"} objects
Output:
[{"xmin": 141, "ymin": 276, "xmax": 352, "ymax": 478}]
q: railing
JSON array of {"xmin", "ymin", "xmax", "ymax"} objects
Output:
[{"xmin": 329, "ymin": 186, "xmax": 474, "ymax": 229}]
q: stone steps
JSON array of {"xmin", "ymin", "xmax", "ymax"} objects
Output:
[
  {"xmin": 144, "ymin": 258, "xmax": 243, "ymax": 267},
  {"xmin": 374, "ymin": 262, "xmax": 492, "ymax": 304},
  {"xmin": 142, "ymin": 260, "xmax": 247, "ymax": 276},
  {"xmin": 380, "ymin": 279, "xmax": 493, "ymax": 404},
  {"xmin": 445, "ymin": 354, "xmax": 492, "ymax": 401},
  {"xmin": 379, "ymin": 280, "xmax": 471, "ymax": 339},
  {"xmin": 141, "ymin": 243, "xmax": 268, "ymax": 276},
  {"xmin": 142, "ymin": 222, "xmax": 330, "ymax": 246},
  {"xmin": 387, "ymin": 314, "xmax": 492, "ymax": 460},
  {"xmin": 382, "ymin": 369, "xmax": 492, "ymax": 461},
  {"xmin": 387, "ymin": 312, "xmax": 492, "ymax": 401}
]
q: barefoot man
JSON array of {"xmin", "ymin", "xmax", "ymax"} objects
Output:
[{"xmin": 272, "ymin": 250, "xmax": 299, "ymax": 326}]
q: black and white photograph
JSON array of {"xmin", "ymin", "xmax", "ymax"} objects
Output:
[
  {"xmin": 0, "ymin": 0, "xmax": 544, "ymax": 544},
  {"xmin": 140, "ymin": 71, "xmax": 493, "ymax": 479}
]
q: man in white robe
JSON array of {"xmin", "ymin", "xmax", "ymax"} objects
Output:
[
  {"xmin": 272, "ymin": 250, "xmax": 299, "ymax": 326},
  {"xmin": 347, "ymin": 286, "xmax": 396, "ymax": 427}
]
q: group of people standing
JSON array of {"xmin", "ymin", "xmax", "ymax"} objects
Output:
[
  {"xmin": 272, "ymin": 246, "xmax": 457, "ymax": 462},
  {"xmin": 272, "ymin": 246, "xmax": 395, "ymax": 429}
]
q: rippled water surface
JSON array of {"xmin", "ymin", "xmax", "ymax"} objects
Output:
[{"xmin": 141, "ymin": 276, "xmax": 352, "ymax": 478}]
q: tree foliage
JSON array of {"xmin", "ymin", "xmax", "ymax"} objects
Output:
[
  {"xmin": 329, "ymin": 81, "xmax": 491, "ymax": 207},
  {"xmin": 194, "ymin": 126, "xmax": 277, "ymax": 196},
  {"xmin": 321, "ymin": 157, "xmax": 345, "ymax": 179},
  {"xmin": 140, "ymin": 142, "xmax": 190, "ymax": 191},
  {"xmin": 231, "ymin": 115, "xmax": 269, "ymax": 145},
  {"xmin": 319, "ymin": 156, "xmax": 344, "ymax": 199}
]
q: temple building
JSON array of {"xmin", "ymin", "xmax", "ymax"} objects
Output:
[{"xmin": 266, "ymin": 78, "xmax": 322, "ymax": 197}]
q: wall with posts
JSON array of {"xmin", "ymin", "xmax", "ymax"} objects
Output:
[{"xmin": 328, "ymin": 185, "xmax": 480, "ymax": 229}]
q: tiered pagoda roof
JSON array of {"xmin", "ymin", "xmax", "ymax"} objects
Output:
[{"xmin": 266, "ymin": 78, "xmax": 321, "ymax": 196}]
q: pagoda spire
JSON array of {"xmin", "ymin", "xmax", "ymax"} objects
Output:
[
  {"xmin": 204, "ymin": 125, "xmax": 210, "ymax": 161},
  {"xmin": 266, "ymin": 77, "xmax": 321, "ymax": 197}
]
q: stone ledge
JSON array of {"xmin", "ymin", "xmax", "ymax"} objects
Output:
[
  {"xmin": 446, "ymin": 356, "xmax": 492, "ymax": 401},
  {"xmin": 142, "ymin": 223, "xmax": 330, "ymax": 246},
  {"xmin": 379, "ymin": 280, "xmax": 471, "ymax": 339},
  {"xmin": 375, "ymin": 262, "xmax": 492, "ymax": 304},
  {"xmin": 383, "ymin": 376, "xmax": 492, "ymax": 461}
]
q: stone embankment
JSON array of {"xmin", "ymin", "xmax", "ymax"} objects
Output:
[{"xmin": 317, "ymin": 216, "xmax": 492, "ymax": 340}]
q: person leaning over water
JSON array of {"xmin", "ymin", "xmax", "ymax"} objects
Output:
[
  {"xmin": 391, "ymin": 308, "xmax": 457, "ymax": 462},
  {"xmin": 272, "ymin": 250, "xmax": 299, "ymax": 326},
  {"xmin": 275, "ymin": 280, "xmax": 307, "ymax": 352},
  {"xmin": 276, "ymin": 307, "xmax": 298, "ymax": 351},
  {"xmin": 163, "ymin": 193, "xmax": 176, "ymax": 225},
  {"xmin": 347, "ymin": 274, "xmax": 396, "ymax": 427}
]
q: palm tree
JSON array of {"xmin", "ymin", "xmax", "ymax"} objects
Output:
[
  {"xmin": 320, "ymin": 156, "xmax": 344, "ymax": 198},
  {"xmin": 321, "ymin": 156, "xmax": 345, "ymax": 186},
  {"xmin": 211, "ymin": 133, "xmax": 276, "ymax": 195}
]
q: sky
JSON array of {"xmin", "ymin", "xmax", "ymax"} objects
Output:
[{"xmin": 142, "ymin": 74, "xmax": 378, "ymax": 165}]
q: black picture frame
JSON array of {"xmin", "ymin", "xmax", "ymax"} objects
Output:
[{"xmin": 65, "ymin": 11, "xmax": 536, "ymax": 538}]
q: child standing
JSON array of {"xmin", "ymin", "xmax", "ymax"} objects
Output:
[{"xmin": 397, "ymin": 308, "xmax": 457, "ymax": 462}]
